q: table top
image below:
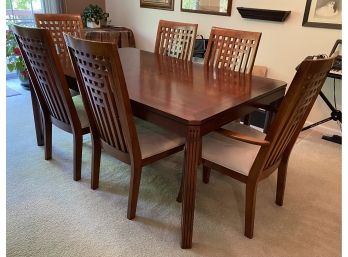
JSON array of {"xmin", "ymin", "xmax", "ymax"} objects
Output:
[
  {"xmin": 62, "ymin": 48, "xmax": 287, "ymax": 126},
  {"xmin": 118, "ymin": 48, "xmax": 287, "ymax": 125}
]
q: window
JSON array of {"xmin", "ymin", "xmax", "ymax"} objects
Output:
[
  {"xmin": 6, "ymin": 0, "xmax": 44, "ymax": 77},
  {"xmin": 6, "ymin": 0, "xmax": 44, "ymax": 27}
]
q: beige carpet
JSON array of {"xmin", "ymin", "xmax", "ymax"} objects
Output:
[{"xmin": 6, "ymin": 88, "xmax": 341, "ymax": 257}]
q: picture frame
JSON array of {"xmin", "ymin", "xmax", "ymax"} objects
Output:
[
  {"xmin": 181, "ymin": 0, "xmax": 232, "ymax": 16},
  {"xmin": 140, "ymin": 0, "xmax": 174, "ymax": 11},
  {"xmin": 302, "ymin": 0, "xmax": 341, "ymax": 29}
]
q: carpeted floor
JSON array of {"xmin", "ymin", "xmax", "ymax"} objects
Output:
[{"xmin": 6, "ymin": 83, "xmax": 341, "ymax": 257}]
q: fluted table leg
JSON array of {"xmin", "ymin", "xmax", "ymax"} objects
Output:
[{"xmin": 181, "ymin": 126, "xmax": 201, "ymax": 249}]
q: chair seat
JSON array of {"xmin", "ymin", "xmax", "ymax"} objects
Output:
[
  {"xmin": 72, "ymin": 95, "xmax": 89, "ymax": 129},
  {"xmin": 135, "ymin": 118, "xmax": 185, "ymax": 160},
  {"xmin": 202, "ymin": 122, "xmax": 265, "ymax": 176}
]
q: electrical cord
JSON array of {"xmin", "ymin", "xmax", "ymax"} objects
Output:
[
  {"xmin": 333, "ymin": 78, "xmax": 342, "ymax": 131},
  {"xmin": 333, "ymin": 78, "xmax": 337, "ymax": 109}
]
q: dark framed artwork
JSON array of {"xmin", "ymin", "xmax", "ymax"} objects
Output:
[
  {"xmin": 140, "ymin": 0, "xmax": 174, "ymax": 10},
  {"xmin": 302, "ymin": 0, "xmax": 341, "ymax": 29},
  {"xmin": 181, "ymin": 0, "xmax": 232, "ymax": 16}
]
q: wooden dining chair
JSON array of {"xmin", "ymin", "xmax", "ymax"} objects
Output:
[
  {"xmin": 204, "ymin": 27, "xmax": 261, "ymax": 73},
  {"xmin": 64, "ymin": 34, "xmax": 185, "ymax": 219},
  {"xmin": 155, "ymin": 20, "xmax": 198, "ymax": 61},
  {"xmin": 35, "ymin": 13, "xmax": 84, "ymax": 56},
  {"xmin": 204, "ymin": 27, "xmax": 268, "ymax": 128},
  {"xmin": 11, "ymin": 25, "xmax": 90, "ymax": 181},
  {"xmin": 200, "ymin": 55, "xmax": 337, "ymax": 238}
]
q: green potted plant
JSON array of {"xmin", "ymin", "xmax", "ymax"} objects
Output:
[
  {"xmin": 6, "ymin": 30, "xmax": 30, "ymax": 88},
  {"xmin": 81, "ymin": 4, "xmax": 108, "ymax": 28}
]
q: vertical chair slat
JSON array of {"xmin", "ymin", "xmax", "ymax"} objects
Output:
[
  {"xmin": 204, "ymin": 27, "xmax": 261, "ymax": 74},
  {"xmin": 155, "ymin": 20, "xmax": 198, "ymax": 61}
]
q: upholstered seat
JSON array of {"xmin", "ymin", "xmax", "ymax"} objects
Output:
[
  {"xmin": 203, "ymin": 122, "xmax": 264, "ymax": 176},
  {"xmin": 72, "ymin": 95, "xmax": 89, "ymax": 129},
  {"xmin": 135, "ymin": 118, "xmax": 185, "ymax": 159}
]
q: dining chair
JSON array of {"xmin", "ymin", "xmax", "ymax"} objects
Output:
[
  {"xmin": 204, "ymin": 27, "xmax": 270, "ymax": 129},
  {"xmin": 201, "ymin": 54, "xmax": 337, "ymax": 238},
  {"xmin": 64, "ymin": 34, "xmax": 185, "ymax": 219},
  {"xmin": 155, "ymin": 20, "xmax": 198, "ymax": 61},
  {"xmin": 204, "ymin": 27, "xmax": 261, "ymax": 73},
  {"xmin": 35, "ymin": 13, "xmax": 84, "ymax": 56},
  {"xmin": 11, "ymin": 25, "xmax": 90, "ymax": 181}
]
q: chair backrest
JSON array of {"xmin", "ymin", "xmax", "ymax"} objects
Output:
[
  {"xmin": 204, "ymin": 27, "xmax": 261, "ymax": 74},
  {"xmin": 154, "ymin": 20, "xmax": 198, "ymax": 61},
  {"xmin": 11, "ymin": 25, "xmax": 79, "ymax": 130},
  {"xmin": 64, "ymin": 34, "xmax": 141, "ymax": 161},
  {"xmin": 252, "ymin": 55, "xmax": 336, "ymax": 178},
  {"xmin": 35, "ymin": 13, "xmax": 84, "ymax": 56}
]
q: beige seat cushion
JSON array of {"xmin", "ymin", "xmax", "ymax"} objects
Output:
[
  {"xmin": 135, "ymin": 118, "xmax": 185, "ymax": 159},
  {"xmin": 72, "ymin": 95, "xmax": 89, "ymax": 129},
  {"xmin": 202, "ymin": 122, "xmax": 266, "ymax": 176}
]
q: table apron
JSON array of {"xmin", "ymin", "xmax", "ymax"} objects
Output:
[
  {"xmin": 131, "ymin": 87, "xmax": 285, "ymax": 137},
  {"xmin": 201, "ymin": 88, "xmax": 285, "ymax": 134},
  {"xmin": 131, "ymin": 101, "xmax": 189, "ymax": 136}
]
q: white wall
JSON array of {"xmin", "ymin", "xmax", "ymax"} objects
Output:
[{"xmin": 105, "ymin": 0, "xmax": 342, "ymax": 134}]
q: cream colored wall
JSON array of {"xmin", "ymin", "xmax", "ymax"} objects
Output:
[
  {"xmin": 64, "ymin": 0, "xmax": 105, "ymax": 14},
  {"xmin": 105, "ymin": 0, "xmax": 342, "ymax": 134}
]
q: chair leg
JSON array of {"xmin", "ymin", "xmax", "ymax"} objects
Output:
[
  {"xmin": 242, "ymin": 114, "xmax": 251, "ymax": 126},
  {"xmin": 73, "ymin": 132, "xmax": 83, "ymax": 181},
  {"xmin": 276, "ymin": 158, "xmax": 289, "ymax": 206},
  {"xmin": 91, "ymin": 139, "xmax": 101, "ymax": 190},
  {"xmin": 264, "ymin": 98, "xmax": 282, "ymax": 133},
  {"xmin": 263, "ymin": 111, "xmax": 273, "ymax": 133},
  {"xmin": 202, "ymin": 165, "xmax": 211, "ymax": 184},
  {"xmin": 44, "ymin": 119, "xmax": 52, "ymax": 160},
  {"xmin": 176, "ymin": 175, "xmax": 183, "ymax": 203},
  {"xmin": 127, "ymin": 164, "xmax": 142, "ymax": 220},
  {"xmin": 245, "ymin": 182, "xmax": 258, "ymax": 239},
  {"xmin": 29, "ymin": 84, "xmax": 44, "ymax": 146},
  {"xmin": 176, "ymin": 152, "xmax": 187, "ymax": 203}
]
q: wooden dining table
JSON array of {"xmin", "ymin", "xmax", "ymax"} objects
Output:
[{"xmin": 34, "ymin": 47, "xmax": 287, "ymax": 248}]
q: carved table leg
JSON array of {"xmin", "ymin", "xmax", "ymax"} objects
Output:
[
  {"xmin": 29, "ymin": 82, "xmax": 44, "ymax": 146},
  {"xmin": 181, "ymin": 126, "xmax": 201, "ymax": 249}
]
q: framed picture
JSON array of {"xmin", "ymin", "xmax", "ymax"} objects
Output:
[
  {"xmin": 140, "ymin": 0, "xmax": 174, "ymax": 11},
  {"xmin": 302, "ymin": 0, "xmax": 341, "ymax": 29},
  {"xmin": 181, "ymin": 0, "xmax": 232, "ymax": 16}
]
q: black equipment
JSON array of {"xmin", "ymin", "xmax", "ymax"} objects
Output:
[
  {"xmin": 301, "ymin": 39, "xmax": 342, "ymax": 144},
  {"xmin": 193, "ymin": 35, "xmax": 208, "ymax": 58},
  {"xmin": 328, "ymin": 40, "xmax": 342, "ymax": 79}
]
